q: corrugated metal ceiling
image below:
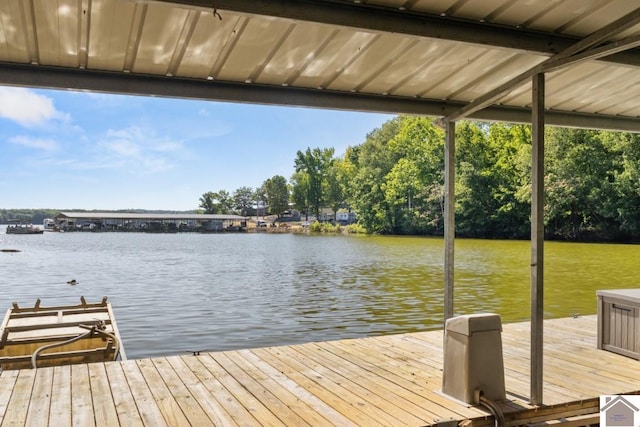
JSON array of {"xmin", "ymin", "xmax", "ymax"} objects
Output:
[{"xmin": 1, "ymin": 0, "xmax": 640, "ymax": 130}]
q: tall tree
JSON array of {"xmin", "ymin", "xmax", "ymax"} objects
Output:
[
  {"xmin": 293, "ymin": 147, "xmax": 335, "ymax": 218},
  {"xmin": 455, "ymin": 122, "xmax": 531, "ymax": 238},
  {"xmin": 199, "ymin": 191, "xmax": 218, "ymax": 214},
  {"xmin": 545, "ymin": 127, "xmax": 621, "ymax": 240},
  {"xmin": 216, "ymin": 190, "xmax": 233, "ymax": 214},
  {"xmin": 348, "ymin": 117, "xmax": 403, "ymax": 233},
  {"xmin": 335, "ymin": 146, "xmax": 360, "ymax": 210},
  {"xmin": 232, "ymin": 186, "xmax": 254, "ymax": 216},
  {"xmin": 609, "ymin": 131, "xmax": 640, "ymax": 237},
  {"xmin": 324, "ymin": 160, "xmax": 344, "ymax": 221},
  {"xmin": 198, "ymin": 190, "xmax": 233, "ymax": 214},
  {"xmin": 383, "ymin": 116, "xmax": 444, "ymax": 234},
  {"xmin": 347, "ymin": 116, "xmax": 445, "ymax": 234},
  {"xmin": 291, "ymin": 171, "xmax": 310, "ymax": 220},
  {"xmin": 263, "ymin": 175, "xmax": 289, "ymax": 217},
  {"xmin": 253, "ymin": 186, "xmax": 267, "ymax": 217}
]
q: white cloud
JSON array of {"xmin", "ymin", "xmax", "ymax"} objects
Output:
[
  {"xmin": 97, "ymin": 126, "xmax": 186, "ymax": 174},
  {"xmin": 106, "ymin": 139, "xmax": 141, "ymax": 157},
  {"xmin": 8, "ymin": 135, "xmax": 59, "ymax": 151},
  {"xmin": 0, "ymin": 87, "xmax": 70, "ymax": 127},
  {"xmin": 140, "ymin": 157, "xmax": 173, "ymax": 173},
  {"xmin": 153, "ymin": 141, "xmax": 183, "ymax": 152}
]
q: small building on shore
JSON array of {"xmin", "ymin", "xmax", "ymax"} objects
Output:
[{"xmin": 53, "ymin": 212, "xmax": 247, "ymax": 233}]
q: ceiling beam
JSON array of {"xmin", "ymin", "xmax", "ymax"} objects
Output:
[
  {"xmin": 153, "ymin": 0, "xmax": 640, "ymax": 68},
  {"xmin": 1, "ymin": 62, "xmax": 638, "ymax": 132},
  {"xmin": 443, "ymin": 6, "xmax": 640, "ymax": 123},
  {"xmin": 545, "ymin": 33, "xmax": 640, "ymax": 73}
]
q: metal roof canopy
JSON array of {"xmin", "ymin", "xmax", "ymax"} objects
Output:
[
  {"xmin": 1, "ymin": 0, "xmax": 640, "ymax": 131},
  {"xmin": 3, "ymin": 0, "xmax": 640, "ymax": 408}
]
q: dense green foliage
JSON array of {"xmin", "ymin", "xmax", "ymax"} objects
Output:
[
  {"xmin": 199, "ymin": 190, "xmax": 232, "ymax": 214},
  {"xmin": 342, "ymin": 116, "xmax": 447, "ymax": 235},
  {"xmin": 192, "ymin": 115, "xmax": 640, "ymax": 241},
  {"xmin": 339, "ymin": 116, "xmax": 640, "ymax": 241},
  {"xmin": 262, "ymin": 175, "xmax": 289, "ymax": 217},
  {"xmin": 232, "ymin": 186, "xmax": 254, "ymax": 216},
  {"xmin": 198, "ymin": 176, "xmax": 291, "ymax": 217},
  {"xmin": 292, "ymin": 147, "xmax": 335, "ymax": 218}
]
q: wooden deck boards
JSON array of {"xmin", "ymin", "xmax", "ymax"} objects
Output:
[{"xmin": 1, "ymin": 315, "xmax": 640, "ymax": 426}]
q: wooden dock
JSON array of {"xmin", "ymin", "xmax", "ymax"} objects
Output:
[{"xmin": 1, "ymin": 315, "xmax": 639, "ymax": 426}]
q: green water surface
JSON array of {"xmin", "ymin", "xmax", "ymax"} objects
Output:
[{"xmin": 2, "ymin": 230, "xmax": 638, "ymax": 356}]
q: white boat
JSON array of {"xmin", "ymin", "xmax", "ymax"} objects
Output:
[{"xmin": 43, "ymin": 218, "xmax": 57, "ymax": 231}]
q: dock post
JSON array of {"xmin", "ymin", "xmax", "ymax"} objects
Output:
[
  {"xmin": 530, "ymin": 72, "xmax": 545, "ymax": 406},
  {"xmin": 444, "ymin": 120, "xmax": 456, "ymax": 323}
]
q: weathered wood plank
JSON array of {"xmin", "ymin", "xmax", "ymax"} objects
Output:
[
  {"xmin": 234, "ymin": 348, "xmax": 352, "ymax": 426},
  {"xmin": 48, "ymin": 366, "xmax": 71, "ymax": 427},
  {"xmin": 501, "ymin": 321, "xmax": 628, "ymax": 405},
  {"xmin": 103, "ymin": 362, "xmax": 144, "ymax": 427},
  {"xmin": 212, "ymin": 351, "xmax": 310, "ymax": 426},
  {"xmin": 239, "ymin": 348, "xmax": 358, "ymax": 426},
  {"xmin": 293, "ymin": 342, "xmax": 428, "ymax": 425},
  {"xmin": 1, "ymin": 368, "xmax": 36, "ymax": 427},
  {"xmin": 500, "ymin": 354, "xmax": 580, "ymax": 404},
  {"xmin": 327, "ymin": 337, "xmax": 486, "ymax": 419},
  {"xmin": 5, "ymin": 315, "xmax": 640, "ymax": 427},
  {"xmin": 501, "ymin": 332, "xmax": 640, "ymax": 397},
  {"xmin": 527, "ymin": 412, "xmax": 600, "ymax": 427},
  {"xmin": 150, "ymin": 357, "xmax": 213, "ymax": 426},
  {"xmin": 318, "ymin": 339, "xmax": 468, "ymax": 422},
  {"xmin": 278, "ymin": 344, "xmax": 407, "ymax": 426},
  {"xmin": 71, "ymin": 363, "xmax": 95, "ymax": 427},
  {"xmin": 367, "ymin": 335, "xmax": 446, "ymax": 374},
  {"xmin": 165, "ymin": 356, "xmax": 238, "ymax": 426},
  {"xmin": 135, "ymin": 358, "xmax": 190, "ymax": 427},
  {"xmin": 179, "ymin": 355, "xmax": 257, "ymax": 426},
  {"xmin": 352, "ymin": 334, "xmax": 449, "ymax": 382},
  {"xmin": 25, "ymin": 367, "xmax": 53, "ymax": 427},
  {"xmin": 0, "ymin": 370, "xmax": 19, "ymax": 422},
  {"xmin": 121, "ymin": 359, "xmax": 168, "ymax": 427},
  {"xmin": 196, "ymin": 353, "xmax": 287, "ymax": 426},
  {"xmin": 88, "ymin": 363, "xmax": 119, "ymax": 427},
  {"xmin": 257, "ymin": 346, "xmax": 388, "ymax": 426}
]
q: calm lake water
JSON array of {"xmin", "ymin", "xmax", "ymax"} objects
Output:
[{"xmin": 1, "ymin": 227, "xmax": 638, "ymax": 359}]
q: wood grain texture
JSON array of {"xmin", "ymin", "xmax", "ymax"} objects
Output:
[{"xmin": 2, "ymin": 315, "xmax": 639, "ymax": 427}]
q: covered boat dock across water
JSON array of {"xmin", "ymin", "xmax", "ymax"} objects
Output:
[{"xmin": 53, "ymin": 212, "xmax": 247, "ymax": 232}]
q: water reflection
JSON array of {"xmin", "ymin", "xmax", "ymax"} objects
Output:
[{"xmin": 1, "ymin": 228, "xmax": 639, "ymax": 359}]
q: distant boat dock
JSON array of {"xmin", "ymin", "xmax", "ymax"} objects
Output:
[
  {"xmin": 51, "ymin": 212, "xmax": 248, "ymax": 233},
  {"xmin": 1, "ymin": 315, "xmax": 638, "ymax": 426}
]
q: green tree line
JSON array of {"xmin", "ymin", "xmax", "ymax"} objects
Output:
[
  {"xmin": 335, "ymin": 116, "xmax": 640, "ymax": 241},
  {"xmin": 203, "ymin": 115, "xmax": 640, "ymax": 241}
]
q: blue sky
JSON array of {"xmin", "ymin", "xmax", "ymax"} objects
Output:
[{"xmin": 0, "ymin": 85, "xmax": 394, "ymax": 211}]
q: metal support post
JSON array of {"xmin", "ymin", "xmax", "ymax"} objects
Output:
[
  {"xmin": 530, "ymin": 73, "xmax": 545, "ymax": 406},
  {"xmin": 444, "ymin": 120, "xmax": 456, "ymax": 323}
]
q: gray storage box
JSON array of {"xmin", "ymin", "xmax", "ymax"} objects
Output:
[
  {"xmin": 597, "ymin": 289, "xmax": 640, "ymax": 359},
  {"xmin": 442, "ymin": 313, "xmax": 506, "ymax": 403}
]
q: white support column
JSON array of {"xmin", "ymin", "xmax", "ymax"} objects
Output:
[
  {"xmin": 530, "ymin": 73, "xmax": 545, "ymax": 406},
  {"xmin": 444, "ymin": 120, "xmax": 456, "ymax": 322}
]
